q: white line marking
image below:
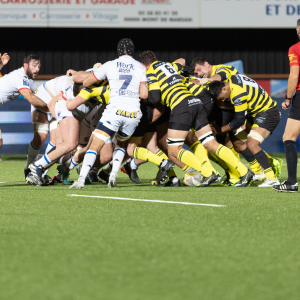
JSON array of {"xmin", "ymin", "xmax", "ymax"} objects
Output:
[
  {"xmin": 67, "ymin": 194, "xmax": 225, "ymax": 207},
  {"xmin": 0, "ymin": 182, "xmax": 5, "ymax": 183}
]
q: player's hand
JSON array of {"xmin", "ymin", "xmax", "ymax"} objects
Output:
[
  {"xmin": 66, "ymin": 69, "xmax": 76, "ymax": 76},
  {"xmin": 93, "ymin": 62, "xmax": 102, "ymax": 68},
  {"xmin": 282, "ymin": 100, "xmax": 290, "ymax": 110},
  {"xmin": 0, "ymin": 53, "xmax": 10, "ymax": 66},
  {"xmin": 199, "ymin": 78, "xmax": 209, "ymax": 85},
  {"xmin": 0, "ymin": 138, "xmax": 3, "ymax": 148}
]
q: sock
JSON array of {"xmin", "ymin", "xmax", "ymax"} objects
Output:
[
  {"xmin": 59, "ymin": 152, "xmax": 71, "ymax": 164},
  {"xmin": 79, "ymin": 150, "xmax": 97, "ymax": 180},
  {"xmin": 45, "ymin": 142, "xmax": 55, "ymax": 154},
  {"xmin": 111, "ymin": 148, "xmax": 126, "ymax": 175},
  {"xmin": 133, "ymin": 147, "xmax": 163, "ymax": 166},
  {"xmin": 130, "ymin": 158, "xmax": 139, "ymax": 170},
  {"xmin": 240, "ymin": 148, "xmax": 262, "ymax": 174},
  {"xmin": 190, "ymin": 141, "xmax": 217, "ymax": 174},
  {"xmin": 67, "ymin": 157, "xmax": 79, "ymax": 171},
  {"xmin": 177, "ymin": 149, "xmax": 212, "ymax": 177},
  {"xmin": 155, "ymin": 150, "xmax": 177, "ymax": 177},
  {"xmin": 254, "ymin": 150, "xmax": 276, "ymax": 180},
  {"xmin": 229, "ymin": 145, "xmax": 240, "ymax": 160},
  {"xmin": 34, "ymin": 154, "xmax": 51, "ymax": 168},
  {"xmin": 25, "ymin": 142, "xmax": 40, "ymax": 169},
  {"xmin": 181, "ymin": 165, "xmax": 190, "ymax": 172},
  {"xmin": 284, "ymin": 140, "xmax": 298, "ymax": 185},
  {"xmin": 263, "ymin": 151, "xmax": 274, "ymax": 167},
  {"xmin": 103, "ymin": 162, "xmax": 112, "ymax": 175},
  {"xmin": 216, "ymin": 145, "xmax": 248, "ymax": 177}
]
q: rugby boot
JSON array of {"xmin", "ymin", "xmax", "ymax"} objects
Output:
[
  {"xmin": 69, "ymin": 178, "xmax": 85, "ymax": 189},
  {"xmin": 252, "ymin": 171, "xmax": 266, "ymax": 182},
  {"xmin": 58, "ymin": 165, "xmax": 73, "ymax": 185},
  {"xmin": 98, "ymin": 169, "xmax": 109, "ymax": 184},
  {"xmin": 183, "ymin": 171, "xmax": 203, "ymax": 186},
  {"xmin": 27, "ymin": 164, "xmax": 44, "ymax": 186},
  {"xmin": 24, "ymin": 168, "xmax": 30, "ymax": 181},
  {"xmin": 233, "ymin": 170, "xmax": 254, "ymax": 187},
  {"xmin": 258, "ymin": 177, "xmax": 280, "ymax": 187},
  {"xmin": 108, "ymin": 172, "xmax": 117, "ymax": 188},
  {"xmin": 88, "ymin": 170, "xmax": 99, "ymax": 183},
  {"xmin": 198, "ymin": 172, "xmax": 218, "ymax": 187},
  {"xmin": 42, "ymin": 174, "xmax": 52, "ymax": 186},
  {"xmin": 76, "ymin": 165, "xmax": 91, "ymax": 185},
  {"xmin": 272, "ymin": 180, "xmax": 298, "ymax": 193},
  {"xmin": 156, "ymin": 160, "xmax": 175, "ymax": 184},
  {"xmin": 157, "ymin": 176, "xmax": 181, "ymax": 187},
  {"xmin": 272, "ymin": 157, "xmax": 283, "ymax": 178},
  {"xmin": 121, "ymin": 161, "xmax": 141, "ymax": 184}
]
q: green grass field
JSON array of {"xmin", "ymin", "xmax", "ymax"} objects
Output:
[{"xmin": 0, "ymin": 154, "xmax": 299, "ymax": 300}]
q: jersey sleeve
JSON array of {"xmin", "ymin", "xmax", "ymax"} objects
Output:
[
  {"xmin": 78, "ymin": 87, "xmax": 93, "ymax": 101},
  {"xmin": 93, "ymin": 62, "xmax": 108, "ymax": 81},
  {"xmin": 231, "ymin": 88, "xmax": 248, "ymax": 112},
  {"xmin": 140, "ymin": 72, "xmax": 148, "ymax": 83},
  {"xmin": 147, "ymin": 71, "xmax": 161, "ymax": 105},
  {"xmin": 29, "ymin": 80, "xmax": 37, "ymax": 92},
  {"xmin": 172, "ymin": 62, "xmax": 183, "ymax": 73},
  {"xmin": 17, "ymin": 75, "xmax": 31, "ymax": 91},
  {"xmin": 288, "ymin": 45, "xmax": 300, "ymax": 67},
  {"xmin": 215, "ymin": 67, "xmax": 230, "ymax": 81}
]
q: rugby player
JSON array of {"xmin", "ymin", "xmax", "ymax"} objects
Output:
[
  {"xmin": 139, "ymin": 51, "xmax": 253, "ymax": 187},
  {"xmin": 209, "ymin": 74, "xmax": 281, "ymax": 187},
  {"xmin": 273, "ymin": 19, "xmax": 300, "ymax": 193},
  {"xmin": 0, "ymin": 54, "xmax": 48, "ymax": 148},
  {"xmin": 70, "ymin": 38, "xmax": 149, "ymax": 188}
]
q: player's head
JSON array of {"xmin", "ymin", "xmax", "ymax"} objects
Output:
[
  {"xmin": 209, "ymin": 81, "xmax": 231, "ymax": 102},
  {"xmin": 117, "ymin": 38, "xmax": 135, "ymax": 57},
  {"xmin": 297, "ymin": 19, "xmax": 300, "ymax": 40},
  {"xmin": 191, "ymin": 57, "xmax": 212, "ymax": 78},
  {"xmin": 139, "ymin": 51, "xmax": 157, "ymax": 69},
  {"xmin": 23, "ymin": 54, "xmax": 41, "ymax": 79},
  {"xmin": 73, "ymin": 83, "xmax": 83, "ymax": 97}
]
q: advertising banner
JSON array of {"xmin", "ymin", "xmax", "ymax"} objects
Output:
[{"xmin": 0, "ymin": 0, "xmax": 199, "ymax": 28}]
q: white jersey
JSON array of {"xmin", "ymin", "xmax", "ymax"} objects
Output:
[
  {"xmin": 45, "ymin": 75, "xmax": 73, "ymax": 99},
  {"xmin": 93, "ymin": 56, "xmax": 147, "ymax": 107},
  {"xmin": 0, "ymin": 67, "xmax": 36, "ymax": 107}
]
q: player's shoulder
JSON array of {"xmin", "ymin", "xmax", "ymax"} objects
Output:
[
  {"xmin": 230, "ymin": 74, "xmax": 245, "ymax": 89},
  {"xmin": 289, "ymin": 41, "xmax": 300, "ymax": 53}
]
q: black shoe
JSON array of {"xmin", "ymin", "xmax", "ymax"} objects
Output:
[
  {"xmin": 233, "ymin": 169, "xmax": 254, "ymax": 187},
  {"xmin": 198, "ymin": 172, "xmax": 218, "ymax": 187},
  {"xmin": 98, "ymin": 169, "xmax": 109, "ymax": 184},
  {"xmin": 157, "ymin": 176, "xmax": 181, "ymax": 187},
  {"xmin": 156, "ymin": 160, "xmax": 175, "ymax": 184},
  {"xmin": 43, "ymin": 174, "xmax": 52, "ymax": 185},
  {"xmin": 24, "ymin": 168, "xmax": 30, "ymax": 181},
  {"xmin": 272, "ymin": 180, "xmax": 298, "ymax": 193},
  {"xmin": 121, "ymin": 162, "xmax": 141, "ymax": 184}
]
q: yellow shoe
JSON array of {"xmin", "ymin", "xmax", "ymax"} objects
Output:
[{"xmin": 272, "ymin": 157, "xmax": 283, "ymax": 178}]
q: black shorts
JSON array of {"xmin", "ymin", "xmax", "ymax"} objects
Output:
[
  {"xmin": 247, "ymin": 106, "xmax": 281, "ymax": 133},
  {"xmin": 213, "ymin": 106, "xmax": 235, "ymax": 127},
  {"xmin": 288, "ymin": 91, "xmax": 300, "ymax": 121},
  {"xmin": 169, "ymin": 97, "xmax": 208, "ymax": 131},
  {"xmin": 155, "ymin": 107, "xmax": 170, "ymax": 126},
  {"xmin": 198, "ymin": 89, "xmax": 215, "ymax": 121},
  {"xmin": 132, "ymin": 102, "xmax": 155, "ymax": 137}
]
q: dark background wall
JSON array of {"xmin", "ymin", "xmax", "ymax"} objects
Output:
[{"xmin": 1, "ymin": 28, "xmax": 297, "ymax": 75}]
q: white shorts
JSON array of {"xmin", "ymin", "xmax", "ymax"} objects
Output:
[
  {"xmin": 55, "ymin": 100, "xmax": 91, "ymax": 123},
  {"xmin": 78, "ymin": 105, "xmax": 112, "ymax": 146},
  {"xmin": 98, "ymin": 103, "xmax": 142, "ymax": 138},
  {"xmin": 31, "ymin": 84, "xmax": 54, "ymax": 122}
]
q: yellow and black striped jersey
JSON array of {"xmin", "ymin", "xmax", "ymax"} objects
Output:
[
  {"xmin": 229, "ymin": 74, "xmax": 276, "ymax": 116},
  {"xmin": 147, "ymin": 61, "xmax": 194, "ymax": 110},
  {"xmin": 78, "ymin": 80, "xmax": 110, "ymax": 106},
  {"xmin": 184, "ymin": 77, "xmax": 206, "ymax": 96},
  {"xmin": 211, "ymin": 64, "xmax": 238, "ymax": 82}
]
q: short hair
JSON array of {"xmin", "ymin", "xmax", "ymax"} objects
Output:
[
  {"xmin": 139, "ymin": 51, "xmax": 157, "ymax": 66},
  {"xmin": 73, "ymin": 83, "xmax": 83, "ymax": 97},
  {"xmin": 208, "ymin": 81, "xmax": 225, "ymax": 100},
  {"xmin": 23, "ymin": 54, "xmax": 40, "ymax": 64},
  {"xmin": 190, "ymin": 57, "xmax": 207, "ymax": 71},
  {"xmin": 297, "ymin": 19, "xmax": 300, "ymax": 27}
]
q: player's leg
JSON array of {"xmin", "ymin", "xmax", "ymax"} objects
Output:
[{"xmin": 273, "ymin": 118, "xmax": 300, "ymax": 192}]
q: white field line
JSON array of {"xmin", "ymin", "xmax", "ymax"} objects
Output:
[{"xmin": 67, "ymin": 194, "xmax": 225, "ymax": 207}]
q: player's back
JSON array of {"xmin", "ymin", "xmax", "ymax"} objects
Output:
[
  {"xmin": 211, "ymin": 64, "xmax": 238, "ymax": 81},
  {"xmin": 98, "ymin": 56, "xmax": 146, "ymax": 107},
  {"xmin": 147, "ymin": 61, "xmax": 193, "ymax": 110},
  {"xmin": 46, "ymin": 75, "xmax": 73, "ymax": 96}
]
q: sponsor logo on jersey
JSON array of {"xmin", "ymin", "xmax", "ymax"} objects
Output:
[
  {"xmin": 188, "ymin": 98, "xmax": 202, "ymax": 106},
  {"xmin": 23, "ymin": 79, "xmax": 29, "ymax": 87},
  {"xmin": 118, "ymin": 89, "xmax": 138, "ymax": 97},
  {"xmin": 289, "ymin": 54, "xmax": 297, "ymax": 61},
  {"xmin": 167, "ymin": 75, "xmax": 182, "ymax": 86},
  {"xmin": 235, "ymin": 75, "xmax": 242, "ymax": 85},
  {"xmin": 117, "ymin": 62, "xmax": 134, "ymax": 70},
  {"xmin": 233, "ymin": 98, "xmax": 243, "ymax": 106},
  {"xmin": 216, "ymin": 67, "xmax": 225, "ymax": 72},
  {"xmin": 255, "ymin": 117, "xmax": 265, "ymax": 124},
  {"xmin": 116, "ymin": 109, "xmax": 137, "ymax": 118}
]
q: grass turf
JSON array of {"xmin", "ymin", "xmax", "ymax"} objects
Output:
[{"xmin": 0, "ymin": 154, "xmax": 299, "ymax": 300}]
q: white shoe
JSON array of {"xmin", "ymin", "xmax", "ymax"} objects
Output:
[
  {"xmin": 108, "ymin": 173, "xmax": 117, "ymax": 188},
  {"xmin": 69, "ymin": 178, "xmax": 85, "ymax": 189},
  {"xmin": 252, "ymin": 171, "xmax": 266, "ymax": 182},
  {"xmin": 258, "ymin": 177, "xmax": 280, "ymax": 187}
]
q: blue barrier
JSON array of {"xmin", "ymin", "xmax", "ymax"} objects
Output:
[{"xmin": 0, "ymin": 97, "xmax": 299, "ymax": 155}]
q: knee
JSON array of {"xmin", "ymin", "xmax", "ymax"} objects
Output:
[
  {"xmin": 32, "ymin": 134, "xmax": 46, "ymax": 149},
  {"xmin": 100, "ymin": 154, "xmax": 112, "ymax": 165},
  {"xmin": 246, "ymin": 139, "xmax": 258, "ymax": 153}
]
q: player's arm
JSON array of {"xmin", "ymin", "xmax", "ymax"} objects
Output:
[
  {"xmin": 66, "ymin": 96, "xmax": 86, "ymax": 111},
  {"xmin": 73, "ymin": 71, "xmax": 92, "ymax": 84},
  {"xmin": 0, "ymin": 53, "xmax": 10, "ymax": 71},
  {"xmin": 83, "ymin": 64, "xmax": 107, "ymax": 87},
  {"xmin": 284, "ymin": 66, "xmax": 299, "ymax": 110},
  {"xmin": 151, "ymin": 103, "xmax": 165, "ymax": 123},
  {"xmin": 173, "ymin": 58, "xmax": 186, "ymax": 66},
  {"xmin": 139, "ymin": 81, "xmax": 148, "ymax": 100},
  {"xmin": 19, "ymin": 89, "xmax": 49, "ymax": 112},
  {"xmin": 48, "ymin": 92, "xmax": 61, "ymax": 118}
]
